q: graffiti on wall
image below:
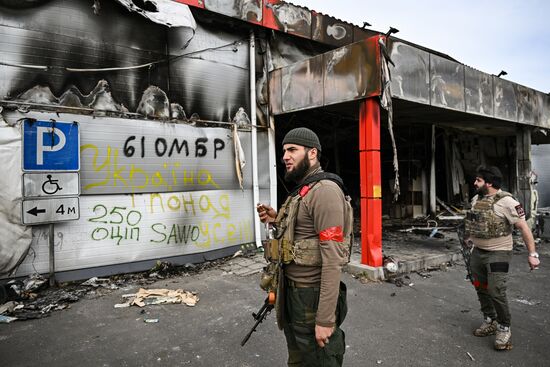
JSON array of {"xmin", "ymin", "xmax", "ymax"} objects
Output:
[
  {"xmin": 74, "ymin": 114, "xmax": 251, "ymax": 194},
  {"xmin": 12, "ymin": 189, "xmax": 254, "ymax": 276},
  {"xmin": 88, "ymin": 191, "xmax": 253, "ymax": 247},
  {"xmin": 1, "ymin": 109, "xmax": 263, "ymax": 279}
]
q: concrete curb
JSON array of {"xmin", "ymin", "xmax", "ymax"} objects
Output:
[
  {"xmin": 345, "ymin": 251, "xmax": 462, "ymax": 281},
  {"xmin": 397, "ymin": 252, "xmax": 462, "ymax": 274},
  {"xmin": 345, "ymin": 262, "xmax": 386, "ymax": 281}
]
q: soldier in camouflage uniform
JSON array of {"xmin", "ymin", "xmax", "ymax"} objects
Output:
[
  {"xmin": 465, "ymin": 166, "xmax": 540, "ymax": 350},
  {"xmin": 257, "ymin": 127, "xmax": 352, "ymax": 366}
]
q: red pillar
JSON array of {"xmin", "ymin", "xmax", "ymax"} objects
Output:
[{"xmin": 359, "ymin": 97, "xmax": 383, "ymax": 267}]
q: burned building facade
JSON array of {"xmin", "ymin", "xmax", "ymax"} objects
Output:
[{"xmin": 1, "ymin": 0, "xmax": 548, "ymax": 280}]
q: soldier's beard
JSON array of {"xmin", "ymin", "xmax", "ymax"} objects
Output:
[
  {"xmin": 284, "ymin": 156, "xmax": 310, "ymax": 183},
  {"xmin": 476, "ymin": 184, "xmax": 489, "ymax": 196}
]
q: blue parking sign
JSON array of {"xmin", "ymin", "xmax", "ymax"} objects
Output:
[{"xmin": 23, "ymin": 119, "xmax": 80, "ymax": 171}]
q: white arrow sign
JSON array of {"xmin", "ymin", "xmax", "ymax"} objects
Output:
[{"xmin": 22, "ymin": 197, "xmax": 80, "ymax": 225}]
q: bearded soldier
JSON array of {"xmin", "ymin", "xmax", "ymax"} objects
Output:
[
  {"xmin": 465, "ymin": 166, "xmax": 540, "ymax": 350},
  {"xmin": 257, "ymin": 127, "xmax": 353, "ymax": 366}
]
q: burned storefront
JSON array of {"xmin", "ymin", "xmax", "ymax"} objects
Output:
[
  {"xmin": 1, "ymin": 0, "xmax": 548, "ymax": 282},
  {"xmin": 263, "ymin": 5, "xmax": 550, "ymax": 275}
]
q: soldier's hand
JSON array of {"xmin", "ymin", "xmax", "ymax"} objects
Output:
[
  {"xmin": 256, "ymin": 203, "xmax": 276, "ymax": 223},
  {"xmin": 315, "ymin": 325, "xmax": 334, "ymax": 348},
  {"xmin": 528, "ymin": 255, "xmax": 540, "ymax": 270}
]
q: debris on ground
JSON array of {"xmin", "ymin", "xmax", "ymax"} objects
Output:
[
  {"xmin": 382, "ymin": 255, "xmax": 398, "ymax": 274},
  {"xmin": 143, "ymin": 318, "xmax": 159, "ymax": 323},
  {"xmin": 81, "ymin": 277, "xmax": 119, "ymax": 289},
  {"xmin": 0, "ymin": 314, "xmax": 18, "ymax": 323},
  {"xmin": 232, "ymin": 250, "xmax": 244, "ymax": 258},
  {"xmin": 416, "ymin": 271, "xmax": 432, "ymax": 279},
  {"xmin": 22, "ymin": 273, "xmax": 48, "ymax": 293},
  {"xmin": 5, "ymin": 273, "xmax": 48, "ymax": 300},
  {"xmin": 0, "ymin": 301, "xmax": 17, "ymax": 314},
  {"xmin": 387, "ymin": 275, "xmax": 412, "ymax": 287},
  {"xmin": 0, "ymin": 287, "xmax": 84, "ymax": 321},
  {"xmin": 514, "ymin": 297, "xmax": 541, "ymax": 306},
  {"xmin": 0, "ymin": 253, "xmax": 243, "ymax": 322},
  {"xmin": 466, "ymin": 352, "xmax": 475, "ymax": 361},
  {"xmin": 116, "ymin": 288, "xmax": 199, "ymax": 308}
]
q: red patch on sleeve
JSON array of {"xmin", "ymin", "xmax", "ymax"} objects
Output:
[
  {"xmin": 319, "ymin": 226, "xmax": 344, "ymax": 242},
  {"xmin": 515, "ymin": 204, "xmax": 525, "ymax": 217},
  {"xmin": 299, "ymin": 185, "xmax": 310, "ymax": 197}
]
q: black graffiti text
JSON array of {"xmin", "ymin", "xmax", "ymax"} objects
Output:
[{"xmin": 123, "ymin": 136, "xmax": 226, "ymax": 159}]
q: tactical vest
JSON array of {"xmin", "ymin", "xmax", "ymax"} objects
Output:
[
  {"xmin": 264, "ymin": 174, "xmax": 353, "ymax": 267},
  {"xmin": 465, "ymin": 191, "xmax": 513, "ymax": 239}
]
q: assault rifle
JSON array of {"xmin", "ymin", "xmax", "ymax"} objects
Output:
[
  {"xmin": 457, "ymin": 224, "xmax": 473, "ymax": 281},
  {"xmin": 240, "ymin": 296, "xmax": 274, "ymax": 346}
]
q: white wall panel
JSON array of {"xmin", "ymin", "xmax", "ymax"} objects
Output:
[
  {"xmin": 12, "ymin": 189, "xmax": 253, "ymax": 276},
  {"xmin": 2, "ymin": 111, "xmax": 261, "ymax": 278}
]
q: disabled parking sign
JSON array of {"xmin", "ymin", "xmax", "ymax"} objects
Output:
[{"xmin": 22, "ymin": 119, "xmax": 80, "ymax": 171}]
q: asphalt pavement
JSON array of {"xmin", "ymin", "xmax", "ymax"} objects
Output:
[{"xmin": 1, "ymin": 248, "xmax": 549, "ymax": 367}]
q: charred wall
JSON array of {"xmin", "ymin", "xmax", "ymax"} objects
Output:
[{"xmin": 0, "ymin": 0, "xmax": 250, "ymax": 121}]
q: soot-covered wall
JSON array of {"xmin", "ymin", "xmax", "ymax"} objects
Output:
[{"xmin": 0, "ymin": 0, "xmax": 250, "ymax": 122}]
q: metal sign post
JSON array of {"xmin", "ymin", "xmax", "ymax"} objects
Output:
[
  {"xmin": 49, "ymin": 224, "xmax": 55, "ymax": 287},
  {"xmin": 21, "ymin": 119, "xmax": 81, "ymax": 286}
]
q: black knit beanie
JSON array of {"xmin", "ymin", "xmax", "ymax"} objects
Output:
[{"xmin": 282, "ymin": 127, "xmax": 322, "ymax": 152}]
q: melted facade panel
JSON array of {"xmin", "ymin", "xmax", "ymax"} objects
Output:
[
  {"xmin": 170, "ymin": 0, "xmax": 548, "ymax": 130},
  {"xmin": 389, "ymin": 41, "xmax": 430, "ymax": 104},
  {"xmin": 281, "ymin": 54, "xmax": 324, "ymax": 112},
  {"xmin": 464, "ymin": 66, "xmax": 493, "ymax": 117},
  {"xmin": 269, "ymin": 36, "xmax": 381, "ymax": 114},
  {"xmin": 0, "ymin": 1, "xmax": 167, "ymax": 110},
  {"xmin": 263, "ymin": 0, "xmax": 311, "ymax": 38},
  {"xmin": 517, "ymin": 84, "xmax": 538, "ymax": 125},
  {"xmin": 539, "ymin": 92, "xmax": 550, "ymax": 129},
  {"xmin": 429, "ymin": 54, "xmax": 465, "ymax": 111},
  {"xmin": 203, "ymin": 0, "xmax": 262, "ymax": 24},
  {"xmin": 311, "ymin": 12, "xmax": 353, "ymax": 47},
  {"xmin": 167, "ymin": 23, "xmax": 250, "ymax": 122},
  {"xmin": 494, "ymin": 78, "xmax": 518, "ymax": 122},
  {"xmin": 0, "ymin": 0, "xmax": 250, "ymax": 121},
  {"xmin": 324, "ymin": 39, "xmax": 379, "ymax": 106},
  {"xmin": 268, "ymin": 68, "xmax": 283, "ymax": 115}
]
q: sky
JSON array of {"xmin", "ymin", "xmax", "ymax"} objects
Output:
[{"xmin": 289, "ymin": 0, "xmax": 550, "ymax": 93}]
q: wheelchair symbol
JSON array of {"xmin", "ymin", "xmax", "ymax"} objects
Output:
[{"xmin": 42, "ymin": 174, "xmax": 63, "ymax": 195}]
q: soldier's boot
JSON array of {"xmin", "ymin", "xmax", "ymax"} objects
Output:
[
  {"xmin": 473, "ymin": 317, "xmax": 497, "ymax": 337},
  {"xmin": 494, "ymin": 324, "xmax": 512, "ymax": 350}
]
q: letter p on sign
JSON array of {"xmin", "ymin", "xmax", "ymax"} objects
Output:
[{"xmin": 36, "ymin": 126, "xmax": 66, "ymax": 165}]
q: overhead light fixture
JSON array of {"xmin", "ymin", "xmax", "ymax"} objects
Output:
[
  {"xmin": 496, "ymin": 70, "xmax": 507, "ymax": 78},
  {"xmin": 385, "ymin": 27, "xmax": 399, "ymax": 38}
]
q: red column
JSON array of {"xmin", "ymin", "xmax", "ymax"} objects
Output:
[{"xmin": 359, "ymin": 98, "xmax": 383, "ymax": 267}]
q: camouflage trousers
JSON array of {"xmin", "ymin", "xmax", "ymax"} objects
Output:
[
  {"xmin": 470, "ymin": 247, "xmax": 513, "ymax": 327},
  {"xmin": 283, "ymin": 280, "xmax": 347, "ymax": 367}
]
